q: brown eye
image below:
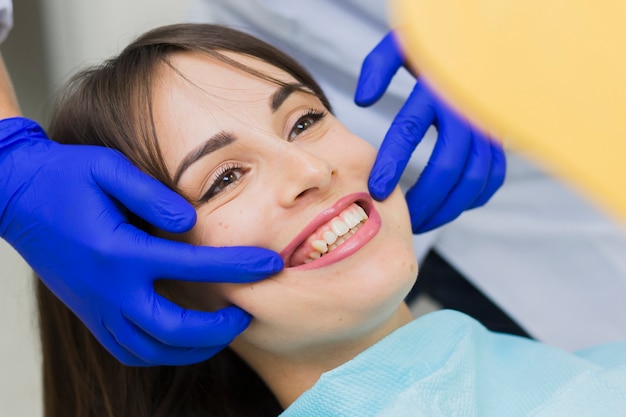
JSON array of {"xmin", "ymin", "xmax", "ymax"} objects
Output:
[
  {"xmin": 200, "ymin": 165, "xmax": 246, "ymax": 202},
  {"xmin": 215, "ymin": 170, "xmax": 240, "ymax": 191},
  {"xmin": 288, "ymin": 109, "xmax": 327, "ymax": 141}
]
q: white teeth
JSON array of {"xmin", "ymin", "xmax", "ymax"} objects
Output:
[
  {"xmin": 311, "ymin": 239, "xmax": 328, "ymax": 253},
  {"xmin": 305, "ymin": 204, "xmax": 369, "ymax": 262},
  {"xmin": 323, "ymin": 231, "xmax": 338, "ymax": 245},
  {"xmin": 341, "ymin": 210, "xmax": 360, "ymax": 228},
  {"xmin": 331, "ymin": 219, "xmax": 349, "ymax": 236}
]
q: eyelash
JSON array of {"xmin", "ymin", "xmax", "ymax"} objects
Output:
[
  {"xmin": 199, "ymin": 108, "xmax": 328, "ymax": 203},
  {"xmin": 199, "ymin": 163, "xmax": 247, "ymax": 203},
  {"xmin": 288, "ymin": 108, "xmax": 327, "ymax": 141}
]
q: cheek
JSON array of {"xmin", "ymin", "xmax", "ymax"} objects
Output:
[
  {"xmin": 335, "ymin": 132, "xmax": 377, "ymax": 174},
  {"xmin": 189, "ymin": 203, "xmax": 268, "ymax": 247},
  {"xmin": 313, "ymin": 126, "xmax": 376, "ymax": 168}
]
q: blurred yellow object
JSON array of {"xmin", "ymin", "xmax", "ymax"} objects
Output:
[{"xmin": 391, "ymin": 0, "xmax": 626, "ymax": 224}]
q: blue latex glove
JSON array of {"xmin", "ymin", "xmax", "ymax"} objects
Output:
[
  {"xmin": 0, "ymin": 117, "xmax": 283, "ymax": 366},
  {"xmin": 355, "ymin": 32, "xmax": 506, "ymax": 233}
]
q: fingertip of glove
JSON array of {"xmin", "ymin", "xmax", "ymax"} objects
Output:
[
  {"xmin": 152, "ymin": 197, "xmax": 197, "ymax": 232},
  {"xmin": 260, "ymin": 254, "xmax": 284, "ymax": 275},
  {"xmin": 354, "ymin": 81, "xmax": 377, "ymax": 107},
  {"xmin": 220, "ymin": 306, "xmax": 253, "ymax": 331},
  {"xmin": 240, "ymin": 250, "xmax": 285, "ymax": 278},
  {"xmin": 368, "ymin": 181, "xmax": 389, "ymax": 201},
  {"xmin": 161, "ymin": 209, "xmax": 197, "ymax": 233},
  {"xmin": 368, "ymin": 170, "xmax": 395, "ymax": 201}
]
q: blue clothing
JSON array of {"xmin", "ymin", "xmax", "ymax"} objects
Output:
[{"xmin": 281, "ymin": 310, "xmax": 626, "ymax": 416}]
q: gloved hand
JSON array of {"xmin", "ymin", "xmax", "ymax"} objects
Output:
[
  {"xmin": 0, "ymin": 117, "xmax": 283, "ymax": 366},
  {"xmin": 355, "ymin": 32, "xmax": 506, "ymax": 233}
]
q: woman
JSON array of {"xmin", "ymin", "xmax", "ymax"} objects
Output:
[
  {"xmin": 41, "ymin": 23, "xmax": 416, "ymax": 416},
  {"xmin": 39, "ymin": 24, "xmax": 625, "ymax": 417}
]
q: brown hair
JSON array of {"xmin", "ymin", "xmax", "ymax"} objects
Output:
[{"xmin": 38, "ymin": 23, "xmax": 332, "ymax": 417}]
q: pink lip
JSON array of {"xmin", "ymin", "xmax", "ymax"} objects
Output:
[{"xmin": 280, "ymin": 192, "xmax": 382, "ymax": 270}]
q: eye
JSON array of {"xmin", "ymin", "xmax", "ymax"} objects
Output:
[
  {"xmin": 288, "ymin": 109, "xmax": 327, "ymax": 141},
  {"xmin": 200, "ymin": 164, "xmax": 247, "ymax": 203}
]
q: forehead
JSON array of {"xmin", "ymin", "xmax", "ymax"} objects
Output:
[
  {"xmin": 150, "ymin": 50, "xmax": 306, "ymax": 140},
  {"xmin": 150, "ymin": 51, "xmax": 306, "ymax": 177},
  {"xmin": 157, "ymin": 51, "xmax": 298, "ymax": 97}
]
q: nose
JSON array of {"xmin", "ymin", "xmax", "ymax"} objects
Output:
[{"xmin": 275, "ymin": 144, "xmax": 335, "ymax": 207}]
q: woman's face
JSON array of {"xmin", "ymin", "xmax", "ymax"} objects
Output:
[{"xmin": 152, "ymin": 51, "xmax": 417, "ymax": 356}]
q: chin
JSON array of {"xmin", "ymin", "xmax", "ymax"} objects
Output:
[
  {"xmin": 359, "ymin": 249, "xmax": 417, "ymax": 307},
  {"xmin": 234, "ymin": 244, "xmax": 417, "ymax": 355},
  {"xmin": 323, "ymin": 238, "xmax": 416, "ymax": 321}
]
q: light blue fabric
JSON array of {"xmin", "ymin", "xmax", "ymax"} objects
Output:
[{"xmin": 280, "ymin": 310, "xmax": 626, "ymax": 416}]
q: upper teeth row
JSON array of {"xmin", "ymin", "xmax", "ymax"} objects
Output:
[{"xmin": 308, "ymin": 205, "xmax": 368, "ymax": 260}]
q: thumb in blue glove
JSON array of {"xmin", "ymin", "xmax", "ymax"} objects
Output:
[
  {"xmin": 0, "ymin": 117, "xmax": 283, "ymax": 366},
  {"xmin": 355, "ymin": 32, "xmax": 506, "ymax": 233}
]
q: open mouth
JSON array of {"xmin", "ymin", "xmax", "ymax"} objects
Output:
[
  {"xmin": 290, "ymin": 202, "xmax": 368, "ymax": 266},
  {"xmin": 280, "ymin": 193, "xmax": 381, "ymax": 269}
]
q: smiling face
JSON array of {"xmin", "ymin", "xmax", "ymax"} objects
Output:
[{"xmin": 152, "ymin": 51, "xmax": 417, "ymax": 357}]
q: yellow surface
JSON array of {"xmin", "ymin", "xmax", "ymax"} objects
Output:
[{"xmin": 391, "ymin": 0, "xmax": 626, "ymax": 224}]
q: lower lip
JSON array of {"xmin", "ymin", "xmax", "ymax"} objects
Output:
[{"xmin": 286, "ymin": 204, "xmax": 382, "ymax": 271}]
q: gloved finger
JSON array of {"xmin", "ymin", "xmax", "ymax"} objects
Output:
[
  {"xmin": 405, "ymin": 107, "xmax": 473, "ymax": 233},
  {"xmin": 130, "ymin": 230, "xmax": 283, "ymax": 282},
  {"xmin": 122, "ymin": 291, "xmax": 251, "ymax": 348},
  {"xmin": 90, "ymin": 148, "xmax": 196, "ymax": 233},
  {"xmin": 102, "ymin": 315, "xmax": 227, "ymax": 366},
  {"xmin": 92, "ymin": 325, "xmax": 154, "ymax": 367},
  {"xmin": 368, "ymin": 82, "xmax": 436, "ymax": 200},
  {"xmin": 416, "ymin": 129, "xmax": 493, "ymax": 232},
  {"xmin": 469, "ymin": 139, "xmax": 507, "ymax": 208},
  {"xmin": 354, "ymin": 32, "xmax": 405, "ymax": 107}
]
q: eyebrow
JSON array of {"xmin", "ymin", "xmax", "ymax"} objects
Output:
[
  {"xmin": 270, "ymin": 83, "xmax": 309, "ymax": 113},
  {"xmin": 174, "ymin": 83, "xmax": 313, "ymax": 184},
  {"xmin": 173, "ymin": 131, "xmax": 236, "ymax": 184}
]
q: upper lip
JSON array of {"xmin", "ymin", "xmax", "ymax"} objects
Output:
[{"xmin": 279, "ymin": 192, "xmax": 372, "ymax": 267}]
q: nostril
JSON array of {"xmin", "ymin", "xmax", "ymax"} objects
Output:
[
  {"xmin": 296, "ymin": 188, "xmax": 313, "ymax": 200},
  {"xmin": 283, "ymin": 155, "xmax": 335, "ymax": 205}
]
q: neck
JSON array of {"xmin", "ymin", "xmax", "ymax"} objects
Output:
[{"xmin": 231, "ymin": 303, "xmax": 413, "ymax": 408}]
